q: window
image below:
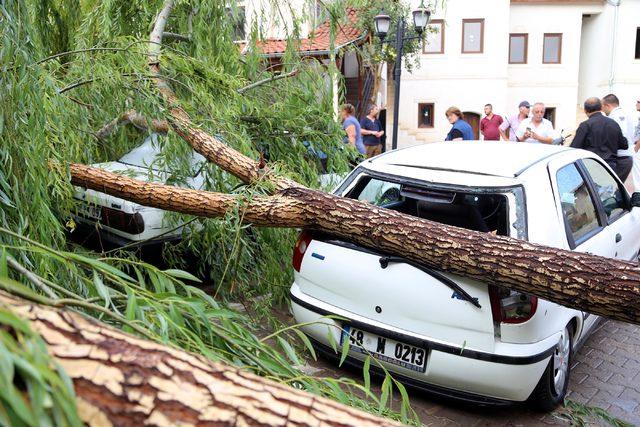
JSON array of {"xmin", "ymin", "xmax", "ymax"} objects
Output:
[
  {"xmin": 543, "ymin": 33, "xmax": 562, "ymax": 64},
  {"xmin": 418, "ymin": 103, "xmax": 434, "ymax": 128},
  {"xmin": 556, "ymin": 163, "xmax": 600, "ymax": 247},
  {"xmin": 462, "ymin": 19, "xmax": 484, "ymax": 53},
  {"xmin": 348, "ymin": 177, "xmax": 512, "ymax": 236},
  {"xmin": 582, "ymin": 159, "xmax": 628, "ymax": 222},
  {"xmin": 635, "ymin": 27, "xmax": 640, "ymax": 59},
  {"xmin": 509, "ymin": 33, "xmax": 528, "ymax": 64},
  {"xmin": 423, "ymin": 20, "xmax": 445, "ymax": 54},
  {"xmin": 226, "ymin": 6, "xmax": 246, "ymax": 41},
  {"xmin": 544, "ymin": 107, "xmax": 556, "ymax": 127}
]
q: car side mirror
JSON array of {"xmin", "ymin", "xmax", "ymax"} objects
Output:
[{"xmin": 631, "ymin": 192, "xmax": 640, "ymax": 208}]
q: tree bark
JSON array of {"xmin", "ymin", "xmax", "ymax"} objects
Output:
[
  {"xmin": 70, "ymin": 163, "xmax": 640, "ymax": 326},
  {"xmin": 0, "ymin": 291, "xmax": 399, "ymax": 427},
  {"xmin": 95, "ymin": 110, "xmax": 169, "ymax": 140}
]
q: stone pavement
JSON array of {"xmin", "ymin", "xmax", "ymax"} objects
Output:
[
  {"xmin": 304, "ymin": 318, "xmax": 640, "ymax": 426},
  {"xmin": 404, "ymin": 319, "xmax": 640, "ymax": 426}
]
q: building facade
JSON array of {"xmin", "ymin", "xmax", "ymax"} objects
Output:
[{"xmin": 393, "ymin": 0, "xmax": 640, "ymax": 147}]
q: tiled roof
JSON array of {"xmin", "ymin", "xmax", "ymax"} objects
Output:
[{"xmin": 246, "ymin": 7, "xmax": 365, "ymax": 57}]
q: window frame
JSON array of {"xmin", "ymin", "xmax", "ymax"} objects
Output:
[
  {"xmin": 578, "ymin": 158, "xmax": 631, "ymax": 226},
  {"xmin": 417, "ymin": 103, "xmax": 435, "ymax": 128},
  {"xmin": 635, "ymin": 27, "xmax": 640, "ymax": 60},
  {"xmin": 461, "ymin": 18, "xmax": 485, "ymax": 54},
  {"xmin": 542, "ymin": 33, "xmax": 563, "ymax": 64},
  {"xmin": 423, "ymin": 19, "xmax": 445, "ymax": 54},
  {"xmin": 508, "ymin": 33, "xmax": 528, "ymax": 64}
]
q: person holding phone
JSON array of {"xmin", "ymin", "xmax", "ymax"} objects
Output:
[{"xmin": 515, "ymin": 102, "xmax": 556, "ymax": 143}]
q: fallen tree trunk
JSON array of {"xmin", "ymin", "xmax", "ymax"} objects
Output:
[
  {"xmin": 0, "ymin": 290, "xmax": 399, "ymax": 426},
  {"xmin": 70, "ymin": 163, "xmax": 640, "ymax": 325}
]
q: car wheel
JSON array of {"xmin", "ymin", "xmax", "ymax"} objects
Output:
[{"xmin": 529, "ymin": 325, "xmax": 573, "ymax": 411}]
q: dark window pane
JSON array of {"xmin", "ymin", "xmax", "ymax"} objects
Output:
[
  {"xmin": 418, "ymin": 103, "xmax": 434, "ymax": 128},
  {"xmin": 636, "ymin": 28, "xmax": 640, "ymax": 59}
]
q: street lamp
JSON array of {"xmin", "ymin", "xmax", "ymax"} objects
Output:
[{"xmin": 374, "ymin": 3, "xmax": 431, "ymax": 150}]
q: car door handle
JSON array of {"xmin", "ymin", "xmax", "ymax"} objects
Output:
[{"xmin": 615, "ymin": 233, "xmax": 622, "ymax": 243}]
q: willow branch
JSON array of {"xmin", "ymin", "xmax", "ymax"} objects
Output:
[
  {"xmin": 163, "ymin": 31, "xmax": 191, "ymax": 42},
  {"xmin": 237, "ymin": 69, "xmax": 300, "ymax": 94}
]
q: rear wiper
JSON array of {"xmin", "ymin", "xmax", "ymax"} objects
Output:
[{"xmin": 378, "ymin": 256, "xmax": 481, "ymax": 309}]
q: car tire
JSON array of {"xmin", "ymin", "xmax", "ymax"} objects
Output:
[{"xmin": 529, "ymin": 325, "xmax": 573, "ymax": 411}]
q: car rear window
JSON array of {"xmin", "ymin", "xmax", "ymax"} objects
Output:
[{"xmin": 348, "ymin": 176, "xmax": 513, "ymax": 237}]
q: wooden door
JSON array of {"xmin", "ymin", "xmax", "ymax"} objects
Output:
[{"xmin": 463, "ymin": 112, "xmax": 480, "ymax": 139}]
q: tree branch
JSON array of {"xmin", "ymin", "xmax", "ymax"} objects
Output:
[
  {"xmin": 237, "ymin": 69, "xmax": 300, "ymax": 94},
  {"xmin": 0, "ymin": 290, "xmax": 399, "ymax": 426},
  {"xmin": 162, "ymin": 31, "xmax": 191, "ymax": 42}
]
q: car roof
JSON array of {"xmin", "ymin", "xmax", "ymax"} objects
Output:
[{"xmin": 369, "ymin": 141, "xmax": 572, "ymax": 178}]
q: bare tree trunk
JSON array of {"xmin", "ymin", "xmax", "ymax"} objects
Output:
[
  {"xmin": 70, "ymin": 163, "xmax": 640, "ymax": 326},
  {"xmin": 0, "ymin": 291, "xmax": 399, "ymax": 427}
]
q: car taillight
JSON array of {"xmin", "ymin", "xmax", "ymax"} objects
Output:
[
  {"xmin": 102, "ymin": 207, "xmax": 145, "ymax": 234},
  {"xmin": 489, "ymin": 285, "xmax": 537, "ymax": 324},
  {"xmin": 292, "ymin": 231, "xmax": 312, "ymax": 272}
]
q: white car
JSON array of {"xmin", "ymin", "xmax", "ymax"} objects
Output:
[
  {"xmin": 74, "ymin": 134, "xmax": 206, "ymax": 246},
  {"xmin": 290, "ymin": 141, "xmax": 640, "ymax": 409}
]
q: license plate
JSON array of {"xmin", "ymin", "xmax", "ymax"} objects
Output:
[
  {"xmin": 78, "ymin": 203, "xmax": 102, "ymax": 220},
  {"xmin": 340, "ymin": 326, "xmax": 427, "ymax": 373}
]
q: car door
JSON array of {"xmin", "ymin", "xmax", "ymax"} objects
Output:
[
  {"xmin": 548, "ymin": 159, "xmax": 615, "ymax": 258},
  {"xmin": 548, "ymin": 158, "xmax": 615, "ymax": 335},
  {"xmin": 580, "ymin": 157, "xmax": 640, "ymax": 262}
]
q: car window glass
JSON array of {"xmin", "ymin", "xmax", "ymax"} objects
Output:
[
  {"xmin": 556, "ymin": 163, "xmax": 599, "ymax": 244},
  {"xmin": 582, "ymin": 158, "xmax": 627, "ymax": 222},
  {"xmin": 356, "ymin": 178, "xmax": 403, "ymax": 207}
]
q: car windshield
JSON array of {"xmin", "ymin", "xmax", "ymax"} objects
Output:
[
  {"xmin": 119, "ymin": 135, "xmax": 206, "ymax": 175},
  {"xmin": 346, "ymin": 175, "xmax": 522, "ymax": 237}
]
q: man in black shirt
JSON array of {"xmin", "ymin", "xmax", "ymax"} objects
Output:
[{"xmin": 571, "ymin": 97, "xmax": 631, "ymax": 181}]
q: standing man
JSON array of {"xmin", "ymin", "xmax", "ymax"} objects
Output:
[
  {"xmin": 635, "ymin": 99, "xmax": 640, "ymax": 153},
  {"xmin": 480, "ymin": 104, "xmax": 503, "ymax": 141},
  {"xmin": 571, "ymin": 97, "xmax": 630, "ymax": 181},
  {"xmin": 602, "ymin": 94, "xmax": 635, "ymax": 189},
  {"xmin": 340, "ymin": 103, "xmax": 365, "ymax": 155},
  {"xmin": 360, "ymin": 105, "xmax": 384, "ymax": 158},
  {"xmin": 499, "ymin": 101, "xmax": 530, "ymax": 141},
  {"xmin": 515, "ymin": 102, "xmax": 555, "ymax": 144}
]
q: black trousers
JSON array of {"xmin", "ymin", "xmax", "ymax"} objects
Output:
[{"xmin": 613, "ymin": 156, "xmax": 633, "ymax": 182}]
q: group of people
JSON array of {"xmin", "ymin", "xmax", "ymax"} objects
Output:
[
  {"xmin": 571, "ymin": 95, "xmax": 640, "ymax": 188},
  {"xmin": 340, "ymin": 96, "xmax": 640, "ymax": 188},
  {"xmin": 445, "ymin": 101, "xmax": 557, "ymax": 143},
  {"xmin": 445, "ymin": 96, "xmax": 640, "ymax": 188},
  {"xmin": 340, "ymin": 103, "xmax": 385, "ymax": 158}
]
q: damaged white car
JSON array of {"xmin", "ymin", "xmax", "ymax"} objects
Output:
[
  {"xmin": 290, "ymin": 141, "xmax": 640, "ymax": 409},
  {"xmin": 73, "ymin": 134, "xmax": 207, "ymax": 246}
]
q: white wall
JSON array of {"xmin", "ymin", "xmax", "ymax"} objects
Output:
[
  {"xmin": 396, "ymin": 0, "xmax": 511, "ymax": 142},
  {"xmin": 579, "ymin": 0, "xmax": 640, "ymax": 111},
  {"xmin": 508, "ymin": 2, "xmax": 598, "ymax": 134},
  {"xmin": 393, "ymin": 0, "xmax": 640, "ymax": 145}
]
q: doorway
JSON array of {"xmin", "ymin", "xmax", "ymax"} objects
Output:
[{"xmin": 463, "ymin": 112, "xmax": 481, "ymax": 139}]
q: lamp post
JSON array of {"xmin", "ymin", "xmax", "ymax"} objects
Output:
[{"xmin": 374, "ymin": 3, "xmax": 431, "ymax": 151}]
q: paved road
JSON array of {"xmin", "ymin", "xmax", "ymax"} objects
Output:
[{"xmin": 305, "ymin": 319, "xmax": 640, "ymax": 426}]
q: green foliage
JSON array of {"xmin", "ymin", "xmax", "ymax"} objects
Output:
[
  {"xmin": 555, "ymin": 400, "xmax": 634, "ymax": 427},
  {"xmin": 0, "ymin": 0, "xmax": 420, "ymax": 423}
]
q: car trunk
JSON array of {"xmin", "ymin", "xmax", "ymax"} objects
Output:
[
  {"xmin": 294, "ymin": 174, "xmax": 527, "ymax": 353},
  {"xmin": 296, "ymin": 237, "xmax": 497, "ymax": 352}
]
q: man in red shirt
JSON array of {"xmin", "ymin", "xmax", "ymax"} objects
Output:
[{"xmin": 480, "ymin": 104, "xmax": 503, "ymax": 141}]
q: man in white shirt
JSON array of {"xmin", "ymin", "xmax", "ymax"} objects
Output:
[
  {"xmin": 602, "ymin": 94, "xmax": 636, "ymax": 190},
  {"xmin": 515, "ymin": 102, "xmax": 555, "ymax": 143}
]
